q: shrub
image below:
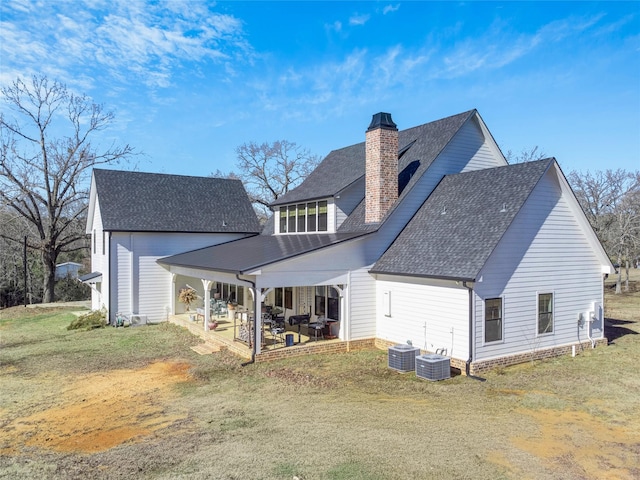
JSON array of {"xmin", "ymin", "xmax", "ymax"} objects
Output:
[{"xmin": 67, "ymin": 308, "xmax": 107, "ymax": 330}]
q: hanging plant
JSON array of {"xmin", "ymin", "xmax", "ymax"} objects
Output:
[{"xmin": 178, "ymin": 287, "xmax": 198, "ymax": 311}]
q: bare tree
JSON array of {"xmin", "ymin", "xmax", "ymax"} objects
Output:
[
  {"xmin": 505, "ymin": 146, "xmax": 546, "ymax": 164},
  {"xmin": 234, "ymin": 140, "xmax": 321, "ymax": 221},
  {"xmin": 0, "ymin": 76, "xmax": 134, "ymax": 302},
  {"xmin": 0, "ymin": 207, "xmax": 31, "ymax": 306},
  {"xmin": 568, "ymin": 169, "xmax": 640, "ymax": 293},
  {"xmin": 610, "ymin": 172, "xmax": 640, "ymax": 292},
  {"xmin": 209, "ymin": 169, "xmax": 239, "ymax": 180}
]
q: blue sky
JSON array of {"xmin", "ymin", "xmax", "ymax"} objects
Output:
[{"xmin": 1, "ymin": 1, "xmax": 638, "ymax": 177}]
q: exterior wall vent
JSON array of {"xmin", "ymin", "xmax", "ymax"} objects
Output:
[
  {"xmin": 388, "ymin": 344, "xmax": 421, "ymax": 373},
  {"xmin": 416, "ymin": 354, "xmax": 451, "ymax": 381}
]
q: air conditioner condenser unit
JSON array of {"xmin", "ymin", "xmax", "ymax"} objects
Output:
[
  {"xmin": 416, "ymin": 354, "xmax": 450, "ymax": 381},
  {"xmin": 388, "ymin": 344, "xmax": 421, "ymax": 373}
]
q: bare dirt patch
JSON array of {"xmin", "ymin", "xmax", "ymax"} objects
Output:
[
  {"xmin": 489, "ymin": 406, "xmax": 640, "ymax": 479},
  {"xmin": 1, "ymin": 361, "xmax": 192, "ymax": 454}
]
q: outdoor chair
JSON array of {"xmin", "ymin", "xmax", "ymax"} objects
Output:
[
  {"xmin": 262, "ymin": 313, "xmax": 273, "ymax": 327},
  {"xmin": 211, "ymin": 299, "xmax": 227, "ymax": 318},
  {"xmin": 269, "ymin": 323, "xmax": 286, "ymax": 346},
  {"xmin": 273, "ymin": 315, "xmax": 285, "ymax": 328},
  {"xmin": 308, "ymin": 317, "xmax": 325, "ymax": 341}
]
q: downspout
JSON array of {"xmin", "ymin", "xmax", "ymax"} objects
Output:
[
  {"xmin": 464, "ymin": 280, "xmax": 486, "ymax": 382},
  {"xmin": 463, "ymin": 281, "xmax": 473, "ymax": 376},
  {"xmin": 107, "ymin": 232, "xmax": 112, "ymax": 323},
  {"xmin": 129, "ymin": 233, "xmax": 134, "ymax": 316},
  {"xmin": 237, "ymin": 273, "xmax": 256, "ymax": 366}
]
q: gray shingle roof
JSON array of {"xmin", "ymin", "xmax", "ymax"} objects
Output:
[
  {"xmin": 79, "ymin": 271, "xmax": 102, "ymax": 282},
  {"xmin": 271, "ymin": 143, "xmax": 366, "ymax": 205},
  {"xmin": 158, "ymin": 231, "xmax": 371, "ymax": 274},
  {"xmin": 272, "ymin": 110, "xmax": 476, "ymax": 213},
  {"xmin": 93, "ymin": 169, "xmax": 261, "ymax": 233},
  {"xmin": 370, "ymin": 159, "xmax": 554, "ymax": 280}
]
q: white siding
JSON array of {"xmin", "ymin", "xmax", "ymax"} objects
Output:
[
  {"xmin": 110, "ymin": 231, "xmax": 247, "ymax": 323},
  {"xmin": 138, "ymin": 254, "xmax": 172, "ymax": 321},
  {"xmin": 89, "ymin": 197, "xmax": 108, "ymax": 311},
  {"xmin": 113, "ymin": 234, "xmax": 132, "ymax": 318},
  {"xmin": 375, "ymin": 276, "xmax": 469, "ymax": 361},
  {"xmin": 474, "ymin": 168, "xmax": 606, "ymax": 361},
  {"xmin": 458, "ymin": 117, "xmax": 507, "ymax": 172},
  {"xmin": 256, "ymin": 234, "xmax": 372, "ymax": 287},
  {"xmin": 349, "ymin": 267, "xmax": 377, "ymax": 339}
]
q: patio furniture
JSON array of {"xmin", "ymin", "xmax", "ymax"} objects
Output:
[
  {"xmin": 211, "ymin": 299, "xmax": 227, "ymax": 318},
  {"xmin": 308, "ymin": 317, "xmax": 325, "ymax": 341},
  {"xmin": 288, "ymin": 314, "xmax": 309, "ymax": 344},
  {"xmin": 324, "ymin": 319, "xmax": 339, "ymax": 339},
  {"xmin": 234, "ymin": 311, "xmax": 262, "ymax": 347},
  {"xmin": 269, "ymin": 323, "xmax": 286, "ymax": 346}
]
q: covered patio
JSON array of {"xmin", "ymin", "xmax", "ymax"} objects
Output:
[
  {"xmin": 157, "ymin": 231, "xmax": 372, "ymax": 360},
  {"xmin": 169, "ymin": 303, "xmax": 346, "ymax": 361},
  {"xmin": 167, "ymin": 278, "xmax": 345, "ymax": 356}
]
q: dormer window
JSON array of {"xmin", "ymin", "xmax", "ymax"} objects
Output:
[{"xmin": 279, "ymin": 200, "xmax": 328, "ymax": 233}]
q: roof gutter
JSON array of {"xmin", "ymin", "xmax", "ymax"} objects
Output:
[
  {"xmin": 237, "ymin": 273, "xmax": 257, "ymax": 366},
  {"xmin": 367, "ymin": 269, "xmax": 475, "ymax": 283}
]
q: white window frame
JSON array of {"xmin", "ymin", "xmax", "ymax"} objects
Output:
[
  {"xmin": 277, "ymin": 199, "xmax": 331, "ymax": 234},
  {"xmin": 536, "ymin": 292, "xmax": 554, "ymax": 336},
  {"xmin": 483, "ymin": 296, "xmax": 504, "ymax": 344},
  {"xmin": 383, "ymin": 290, "xmax": 391, "ymax": 317}
]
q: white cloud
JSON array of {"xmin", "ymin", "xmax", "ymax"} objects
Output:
[
  {"xmin": 249, "ymin": 10, "xmax": 615, "ymax": 121},
  {"xmin": 326, "ymin": 20, "xmax": 343, "ymax": 33},
  {"xmin": 536, "ymin": 13, "xmax": 604, "ymax": 43},
  {"xmin": 349, "ymin": 13, "xmax": 370, "ymax": 26},
  {"xmin": 0, "ymin": 0, "xmax": 250, "ymax": 91},
  {"xmin": 383, "ymin": 4, "xmax": 400, "ymax": 15},
  {"xmin": 255, "ymin": 43, "xmax": 435, "ymax": 122},
  {"xmin": 428, "ymin": 13, "xmax": 608, "ymax": 80},
  {"xmin": 4, "ymin": 0, "xmax": 32, "ymax": 13},
  {"xmin": 594, "ymin": 13, "xmax": 636, "ymax": 36}
]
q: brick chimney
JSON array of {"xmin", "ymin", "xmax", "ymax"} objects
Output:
[{"xmin": 365, "ymin": 112, "xmax": 398, "ymax": 223}]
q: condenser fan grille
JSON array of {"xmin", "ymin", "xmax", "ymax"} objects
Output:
[
  {"xmin": 388, "ymin": 345, "xmax": 421, "ymax": 373},
  {"xmin": 416, "ymin": 354, "xmax": 450, "ymax": 381}
]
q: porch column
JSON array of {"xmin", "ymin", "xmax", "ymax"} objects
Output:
[
  {"xmin": 335, "ymin": 283, "xmax": 347, "ymax": 341},
  {"xmin": 202, "ymin": 279, "xmax": 212, "ymax": 332},
  {"xmin": 170, "ymin": 273, "xmax": 176, "ymax": 315},
  {"xmin": 342, "ymin": 282, "xmax": 349, "ymax": 341},
  {"xmin": 343, "ymin": 273, "xmax": 351, "ymax": 341}
]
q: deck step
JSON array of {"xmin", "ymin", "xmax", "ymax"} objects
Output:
[{"xmin": 190, "ymin": 343, "xmax": 220, "ymax": 355}]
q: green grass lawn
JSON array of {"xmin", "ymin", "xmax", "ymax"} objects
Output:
[{"xmin": 1, "ymin": 275, "xmax": 639, "ymax": 480}]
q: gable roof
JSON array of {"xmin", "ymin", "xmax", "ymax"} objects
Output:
[
  {"xmin": 370, "ymin": 159, "xmax": 555, "ymax": 281},
  {"xmin": 272, "ymin": 110, "xmax": 478, "ymax": 208},
  {"xmin": 158, "ymin": 231, "xmax": 370, "ymax": 274},
  {"xmin": 89, "ymin": 169, "xmax": 261, "ymax": 234}
]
